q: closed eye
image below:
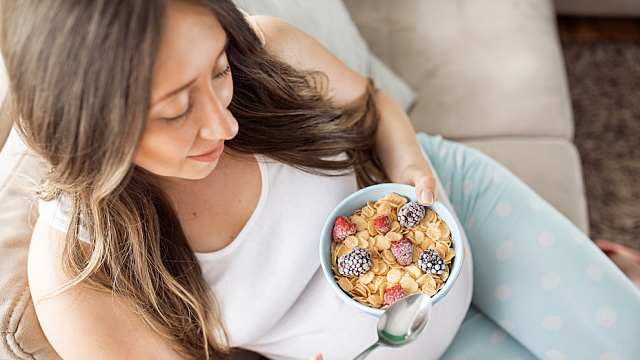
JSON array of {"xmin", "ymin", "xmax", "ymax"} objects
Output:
[
  {"xmin": 214, "ymin": 64, "xmax": 231, "ymax": 79},
  {"xmin": 163, "ymin": 97, "xmax": 193, "ymax": 121}
]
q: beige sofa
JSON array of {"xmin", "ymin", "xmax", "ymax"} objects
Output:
[{"xmin": 0, "ymin": 0, "xmax": 588, "ymax": 358}]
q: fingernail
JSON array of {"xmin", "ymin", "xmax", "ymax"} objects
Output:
[{"xmin": 421, "ymin": 190, "xmax": 434, "ymax": 205}]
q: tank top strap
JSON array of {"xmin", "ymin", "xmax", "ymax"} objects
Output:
[{"xmin": 38, "ymin": 195, "xmax": 90, "ymax": 243}]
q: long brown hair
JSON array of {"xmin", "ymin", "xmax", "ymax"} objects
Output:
[{"xmin": 0, "ymin": 0, "xmax": 386, "ymax": 358}]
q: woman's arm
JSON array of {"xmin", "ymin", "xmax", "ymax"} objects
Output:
[
  {"xmin": 372, "ymin": 87, "xmax": 439, "ymax": 205},
  {"xmin": 254, "ymin": 16, "xmax": 438, "ymax": 205},
  {"xmin": 28, "ymin": 219, "xmax": 184, "ymax": 360}
]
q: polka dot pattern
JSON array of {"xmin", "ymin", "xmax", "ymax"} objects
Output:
[
  {"xmin": 530, "ymin": 199, "xmax": 543, "ymax": 211},
  {"xmin": 542, "ymin": 315, "xmax": 563, "ymax": 331},
  {"xmin": 541, "ymin": 272, "xmax": 561, "ymax": 291},
  {"xmin": 496, "ymin": 284, "xmax": 513, "ymax": 300},
  {"xmin": 546, "ymin": 349, "xmax": 566, "ymax": 360},
  {"xmin": 595, "ymin": 307, "xmax": 617, "ymax": 327},
  {"xmin": 538, "ymin": 232, "xmax": 555, "ymax": 247},
  {"xmin": 496, "ymin": 242, "xmax": 514, "ymax": 260},
  {"xmin": 496, "ymin": 201, "xmax": 511, "ymax": 217},
  {"xmin": 587, "ymin": 265, "xmax": 603, "ymax": 281},
  {"xmin": 490, "ymin": 329, "xmax": 507, "ymax": 344}
]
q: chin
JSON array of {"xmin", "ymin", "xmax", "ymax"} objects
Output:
[
  {"xmin": 139, "ymin": 158, "xmax": 219, "ymax": 181},
  {"xmin": 178, "ymin": 160, "xmax": 218, "ymax": 180}
]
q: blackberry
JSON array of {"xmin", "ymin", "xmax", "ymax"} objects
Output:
[
  {"xmin": 338, "ymin": 247, "xmax": 373, "ymax": 276},
  {"xmin": 418, "ymin": 249, "xmax": 445, "ymax": 275},
  {"xmin": 398, "ymin": 201, "xmax": 426, "ymax": 228}
]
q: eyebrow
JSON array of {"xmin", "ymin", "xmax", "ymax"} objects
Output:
[{"xmin": 152, "ymin": 39, "xmax": 229, "ymax": 106}]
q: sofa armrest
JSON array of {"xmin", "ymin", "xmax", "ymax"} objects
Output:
[{"xmin": 0, "ymin": 129, "xmax": 61, "ymax": 359}]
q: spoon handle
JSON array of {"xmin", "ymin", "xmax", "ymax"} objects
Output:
[{"xmin": 353, "ymin": 341, "xmax": 381, "ymax": 360}]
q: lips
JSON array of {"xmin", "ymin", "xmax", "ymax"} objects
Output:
[{"xmin": 188, "ymin": 142, "xmax": 225, "ymax": 163}]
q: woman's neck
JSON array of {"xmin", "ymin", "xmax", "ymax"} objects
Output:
[{"xmin": 158, "ymin": 151, "xmax": 262, "ymax": 252}]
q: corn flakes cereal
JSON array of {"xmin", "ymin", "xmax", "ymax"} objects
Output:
[
  {"xmin": 330, "ymin": 193, "xmax": 456, "ymax": 309},
  {"xmin": 344, "ymin": 235, "xmax": 358, "ymax": 248}
]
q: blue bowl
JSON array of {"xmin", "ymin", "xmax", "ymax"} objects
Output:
[{"xmin": 319, "ymin": 183, "xmax": 465, "ymax": 317}]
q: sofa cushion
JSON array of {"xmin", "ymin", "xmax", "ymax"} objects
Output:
[
  {"xmin": 461, "ymin": 137, "xmax": 590, "ymax": 235},
  {"xmin": 0, "ymin": 128, "xmax": 60, "ymax": 359},
  {"xmin": 232, "ymin": 0, "xmax": 417, "ymax": 112},
  {"xmin": 344, "ymin": 0, "xmax": 574, "ymax": 141}
]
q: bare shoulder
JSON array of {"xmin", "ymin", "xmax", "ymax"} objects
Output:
[
  {"xmin": 28, "ymin": 219, "xmax": 182, "ymax": 360},
  {"xmin": 250, "ymin": 15, "xmax": 368, "ymax": 107}
]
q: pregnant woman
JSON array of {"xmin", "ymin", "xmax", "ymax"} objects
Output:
[{"xmin": 1, "ymin": 0, "xmax": 637, "ymax": 359}]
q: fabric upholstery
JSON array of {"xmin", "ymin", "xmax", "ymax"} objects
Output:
[
  {"xmin": 0, "ymin": 129, "xmax": 58, "ymax": 359},
  {"xmin": 344, "ymin": 0, "xmax": 574, "ymax": 140}
]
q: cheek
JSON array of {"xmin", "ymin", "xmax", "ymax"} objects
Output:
[{"xmin": 134, "ymin": 123, "xmax": 194, "ymax": 171}]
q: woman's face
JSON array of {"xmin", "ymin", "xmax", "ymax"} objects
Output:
[{"xmin": 135, "ymin": 1, "xmax": 238, "ymax": 180}]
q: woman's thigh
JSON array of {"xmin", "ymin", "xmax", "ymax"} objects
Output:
[
  {"xmin": 418, "ymin": 133, "xmax": 640, "ymax": 360},
  {"xmin": 440, "ymin": 306, "xmax": 538, "ymax": 360}
]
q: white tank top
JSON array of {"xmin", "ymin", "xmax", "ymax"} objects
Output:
[{"xmin": 38, "ymin": 154, "xmax": 473, "ymax": 360}]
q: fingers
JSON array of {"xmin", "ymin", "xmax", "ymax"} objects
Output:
[
  {"xmin": 414, "ymin": 174, "xmax": 438, "ymax": 206},
  {"xmin": 397, "ymin": 164, "xmax": 439, "ymax": 206},
  {"xmin": 310, "ymin": 353, "xmax": 324, "ymax": 360}
]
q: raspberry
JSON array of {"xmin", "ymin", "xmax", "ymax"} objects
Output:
[
  {"xmin": 418, "ymin": 249, "xmax": 445, "ymax": 275},
  {"xmin": 384, "ymin": 285, "xmax": 406, "ymax": 305},
  {"xmin": 332, "ymin": 216, "xmax": 356, "ymax": 242},
  {"xmin": 391, "ymin": 238, "xmax": 414, "ymax": 266},
  {"xmin": 338, "ymin": 247, "xmax": 373, "ymax": 276},
  {"xmin": 374, "ymin": 214, "xmax": 391, "ymax": 234},
  {"xmin": 397, "ymin": 201, "xmax": 426, "ymax": 228}
]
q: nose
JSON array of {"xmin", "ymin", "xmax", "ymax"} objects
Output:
[{"xmin": 197, "ymin": 86, "xmax": 238, "ymax": 141}]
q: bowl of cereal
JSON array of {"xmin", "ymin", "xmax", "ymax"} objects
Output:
[{"xmin": 320, "ymin": 183, "xmax": 464, "ymax": 317}]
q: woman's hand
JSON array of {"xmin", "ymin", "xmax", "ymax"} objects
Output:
[
  {"xmin": 311, "ymin": 353, "xmax": 323, "ymax": 360},
  {"xmin": 399, "ymin": 164, "xmax": 439, "ymax": 206}
]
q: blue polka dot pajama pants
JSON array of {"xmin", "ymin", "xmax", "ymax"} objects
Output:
[{"xmin": 417, "ymin": 133, "xmax": 640, "ymax": 360}]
